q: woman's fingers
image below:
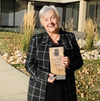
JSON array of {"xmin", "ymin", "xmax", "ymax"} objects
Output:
[
  {"xmin": 48, "ymin": 73, "xmax": 56, "ymax": 83},
  {"xmin": 49, "ymin": 73, "xmax": 54, "ymax": 77},
  {"xmin": 62, "ymin": 57, "xmax": 70, "ymax": 68}
]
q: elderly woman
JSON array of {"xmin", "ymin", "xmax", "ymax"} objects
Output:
[{"xmin": 25, "ymin": 5, "xmax": 83, "ymax": 101}]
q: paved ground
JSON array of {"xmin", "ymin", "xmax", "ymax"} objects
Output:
[{"xmin": 0, "ymin": 55, "xmax": 29, "ymax": 101}]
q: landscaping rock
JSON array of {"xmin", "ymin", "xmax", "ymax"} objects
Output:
[
  {"xmin": 14, "ymin": 50, "xmax": 21, "ymax": 55},
  {"xmin": 94, "ymin": 40, "xmax": 100, "ymax": 49},
  {"xmin": 77, "ymin": 39, "xmax": 86, "ymax": 49},
  {"xmin": 8, "ymin": 56, "xmax": 15, "ymax": 62},
  {"xmin": 2, "ymin": 53, "xmax": 9, "ymax": 60},
  {"xmin": 1, "ymin": 38, "xmax": 100, "ymax": 65},
  {"xmin": 2, "ymin": 50, "xmax": 26, "ymax": 65},
  {"xmin": 16, "ymin": 57, "xmax": 22, "ymax": 64}
]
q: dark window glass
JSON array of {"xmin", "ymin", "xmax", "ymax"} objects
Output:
[
  {"xmin": 57, "ymin": 7, "xmax": 63, "ymax": 28},
  {"xmin": 89, "ymin": 5, "xmax": 95, "ymax": 20},
  {"xmin": 87, "ymin": 1, "xmax": 100, "ymax": 30},
  {"xmin": 1, "ymin": 0, "xmax": 27, "ymax": 27},
  {"xmin": 65, "ymin": 3, "xmax": 79, "ymax": 31},
  {"xmin": 73, "ymin": 4, "xmax": 79, "ymax": 30},
  {"xmin": 65, "ymin": 4, "xmax": 73, "ymax": 22},
  {"xmin": 15, "ymin": 1, "xmax": 27, "ymax": 26},
  {"xmin": 87, "ymin": 1, "xmax": 96, "ymax": 21},
  {"xmin": 97, "ymin": 2, "xmax": 100, "ymax": 29},
  {"xmin": 1, "ymin": 0, "xmax": 14, "ymax": 26}
]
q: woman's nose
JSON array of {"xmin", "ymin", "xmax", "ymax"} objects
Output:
[{"xmin": 48, "ymin": 18, "xmax": 52, "ymax": 23}]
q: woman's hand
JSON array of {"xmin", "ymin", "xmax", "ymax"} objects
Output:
[
  {"xmin": 62, "ymin": 56, "xmax": 70, "ymax": 69},
  {"xmin": 48, "ymin": 73, "xmax": 56, "ymax": 83}
]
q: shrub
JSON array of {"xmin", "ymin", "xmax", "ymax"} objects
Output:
[
  {"xmin": 21, "ymin": 10, "xmax": 36, "ymax": 54},
  {"xmin": 84, "ymin": 18, "xmax": 99, "ymax": 51},
  {"xmin": 62, "ymin": 18, "xmax": 74, "ymax": 31}
]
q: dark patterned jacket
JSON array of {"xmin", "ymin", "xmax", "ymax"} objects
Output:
[{"xmin": 25, "ymin": 29, "xmax": 83, "ymax": 101}]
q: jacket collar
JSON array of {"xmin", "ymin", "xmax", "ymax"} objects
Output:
[
  {"xmin": 59, "ymin": 29, "xmax": 69, "ymax": 42},
  {"xmin": 41, "ymin": 32, "xmax": 50, "ymax": 44},
  {"xmin": 40, "ymin": 29, "xmax": 68, "ymax": 44}
]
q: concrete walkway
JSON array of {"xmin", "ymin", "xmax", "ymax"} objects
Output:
[{"xmin": 0, "ymin": 55, "xmax": 29, "ymax": 101}]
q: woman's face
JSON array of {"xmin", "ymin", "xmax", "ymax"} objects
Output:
[{"xmin": 41, "ymin": 9, "xmax": 60, "ymax": 33}]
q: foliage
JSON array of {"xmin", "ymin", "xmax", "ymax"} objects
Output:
[
  {"xmin": 0, "ymin": 27, "xmax": 21, "ymax": 33},
  {"xmin": 75, "ymin": 60, "xmax": 100, "ymax": 101},
  {"xmin": 84, "ymin": 18, "xmax": 99, "ymax": 51},
  {"xmin": 62, "ymin": 18, "xmax": 74, "ymax": 31},
  {"xmin": 21, "ymin": 10, "xmax": 36, "ymax": 54},
  {"xmin": 0, "ymin": 32, "xmax": 22, "ymax": 54},
  {"xmin": 0, "ymin": 28, "xmax": 45, "ymax": 55}
]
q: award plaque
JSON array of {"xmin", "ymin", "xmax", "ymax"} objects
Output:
[{"xmin": 49, "ymin": 47, "xmax": 66, "ymax": 80}]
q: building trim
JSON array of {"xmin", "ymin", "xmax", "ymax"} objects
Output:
[
  {"xmin": 0, "ymin": 0, "xmax": 1, "ymax": 26},
  {"xmin": 17, "ymin": 0, "xmax": 80, "ymax": 3},
  {"xmin": 78, "ymin": 1, "xmax": 87, "ymax": 32}
]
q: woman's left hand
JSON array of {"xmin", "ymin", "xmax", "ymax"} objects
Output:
[{"xmin": 62, "ymin": 56, "xmax": 70, "ymax": 69}]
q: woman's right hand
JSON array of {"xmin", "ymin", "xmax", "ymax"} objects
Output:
[{"xmin": 48, "ymin": 73, "xmax": 56, "ymax": 83}]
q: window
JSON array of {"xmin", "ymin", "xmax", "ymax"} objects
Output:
[
  {"xmin": 1, "ymin": 0, "xmax": 14, "ymax": 26},
  {"xmin": 73, "ymin": 4, "xmax": 79, "ymax": 30},
  {"xmin": 87, "ymin": 1, "xmax": 96, "ymax": 21},
  {"xmin": 65, "ymin": 4, "xmax": 73, "ymax": 22},
  {"xmin": 97, "ymin": 1, "xmax": 100, "ymax": 28},
  {"xmin": 1, "ymin": 0, "xmax": 27, "ymax": 27},
  {"xmin": 87, "ymin": 1, "xmax": 100, "ymax": 30},
  {"xmin": 15, "ymin": 1, "xmax": 27, "ymax": 26},
  {"xmin": 65, "ymin": 2, "xmax": 79, "ymax": 31},
  {"xmin": 57, "ymin": 7, "xmax": 63, "ymax": 28}
]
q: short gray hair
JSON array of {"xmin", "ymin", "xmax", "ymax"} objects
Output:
[{"xmin": 39, "ymin": 5, "xmax": 59, "ymax": 22}]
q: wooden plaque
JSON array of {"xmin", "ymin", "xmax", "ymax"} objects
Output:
[{"xmin": 49, "ymin": 47, "xmax": 66, "ymax": 76}]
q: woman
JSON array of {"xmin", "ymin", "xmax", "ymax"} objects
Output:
[{"xmin": 25, "ymin": 5, "xmax": 83, "ymax": 101}]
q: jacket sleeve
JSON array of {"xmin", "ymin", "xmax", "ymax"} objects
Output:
[
  {"xmin": 25, "ymin": 35, "xmax": 38, "ymax": 77},
  {"xmin": 25, "ymin": 35, "xmax": 48, "ymax": 82},
  {"xmin": 69, "ymin": 33, "xmax": 83, "ymax": 71}
]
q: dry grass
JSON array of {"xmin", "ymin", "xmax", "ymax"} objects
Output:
[
  {"xmin": 21, "ymin": 10, "xmax": 37, "ymax": 54},
  {"xmin": 84, "ymin": 18, "xmax": 99, "ymax": 51},
  {"xmin": 62, "ymin": 18, "xmax": 74, "ymax": 31},
  {"xmin": 85, "ymin": 18, "xmax": 95, "ymax": 38},
  {"xmin": 76, "ymin": 60, "xmax": 100, "ymax": 101},
  {"xmin": 0, "ymin": 32, "xmax": 22, "ymax": 54}
]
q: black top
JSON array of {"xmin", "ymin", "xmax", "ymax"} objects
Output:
[
  {"xmin": 45, "ymin": 44, "xmax": 66, "ymax": 101},
  {"xmin": 45, "ymin": 81, "xmax": 66, "ymax": 101}
]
